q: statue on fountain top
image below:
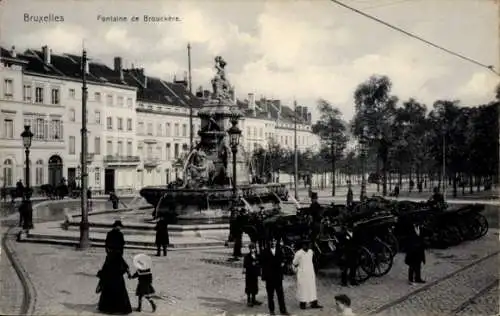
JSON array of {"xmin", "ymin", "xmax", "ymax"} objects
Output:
[
  {"xmin": 211, "ymin": 56, "xmax": 233, "ymax": 102},
  {"xmin": 185, "ymin": 150, "xmax": 215, "ymax": 188}
]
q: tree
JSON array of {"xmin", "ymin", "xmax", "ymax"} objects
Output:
[
  {"xmin": 351, "ymin": 75, "xmax": 398, "ymax": 196},
  {"xmin": 391, "ymin": 98, "xmax": 428, "ymax": 190},
  {"xmin": 312, "ymin": 99, "xmax": 348, "ymax": 196}
]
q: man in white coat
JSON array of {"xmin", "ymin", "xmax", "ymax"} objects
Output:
[{"xmin": 292, "ymin": 240, "xmax": 323, "ymax": 310}]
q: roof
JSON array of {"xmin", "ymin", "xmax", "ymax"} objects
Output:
[
  {"xmin": 235, "ymin": 97, "xmax": 309, "ymax": 125},
  {"xmin": 0, "ymin": 45, "xmax": 310, "ymax": 123},
  {"xmin": 123, "ymin": 70, "xmax": 202, "ymax": 108}
]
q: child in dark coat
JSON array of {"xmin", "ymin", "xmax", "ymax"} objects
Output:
[
  {"xmin": 243, "ymin": 243, "xmax": 262, "ymax": 307},
  {"xmin": 129, "ymin": 254, "xmax": 157, "ymax": 312}
]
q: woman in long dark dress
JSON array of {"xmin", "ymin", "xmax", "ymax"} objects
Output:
[{"xmin": 97, "ymin": 252, "xmax": 133, "ymax": 314}]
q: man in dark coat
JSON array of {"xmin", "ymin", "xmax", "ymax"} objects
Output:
[
  {"xmin": 109, "ymin": 192, "xmax": 120, "ymax": 209},
  {"xmin": 308, "ymin": 192, "xmax": 323, "ymax": 243},
  {"xmin": 16, "ymin": 195, "xmax": 34, "ymax": 241},
  {"xmin": 428, "ymin": 187, "xmax": 445, "ymax": 209},
  {"xmin": 340, "ymin": 228, "xmax": 358, "ymax": 286},
  {"xmin": 260, "ymin": 239, "xmax": 289, "ymax": 315},
  {"xmin": 405, "ymin": 223, "xmax": 426, "ymax": 285},
  {"xmin": 229, "ymin": 206, "xmax": 244, "ymax": 261},
  {"xmin": 155, "ymin": 217, "xmax": 170, "ymax": 256},
  {"xmin": 346, "ymin": 183, "xmax": 354, "ymax": 208},
  {"xmin": 106, "ymin": 220, "xmax": 125, "ymax": 255}
]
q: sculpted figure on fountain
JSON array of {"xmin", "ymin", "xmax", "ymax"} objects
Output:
[
  {"xmin": 185, "ymin": 150, "xmax": 215, "ymax": 188},
  {"xmin": 211, "ymin": 56, "xmax": 233, "ymax": 102}
]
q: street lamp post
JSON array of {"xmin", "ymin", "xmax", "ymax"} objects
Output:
[
  {"xmin": 21, "ymin": 125, "xmax": 34, "ymax": 200},
  {"xmin": 228, "ymin": 118, "xmax": 242, "ymax": 198},
  {"xmin": 79, "ymin": 49, "xmax": 90, "ymax": 250},
  {"xmin": 360, "ymin": 128, "xmax": 367, "ymax": 201}
]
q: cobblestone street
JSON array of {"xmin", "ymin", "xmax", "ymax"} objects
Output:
[{"xmin": 6, "ymin": 227, "xmax": 499, "ymax": 316}]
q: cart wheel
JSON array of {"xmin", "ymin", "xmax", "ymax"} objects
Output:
[
  {"xmin": 381, "ymin": 232, "xmax": 399, "ymax": 256},
  {"xmin": 282, "ymin": 245, "xmax": 295, "ymax": 275},
  {"xmin": 371, "ymin": 240, "xmax": 394, "ymax": 277},
  {"xmin": 476, "ymin": 214, "xmax": 489, "ymax": 238},
  {"xmin": 440, "ymin": 226, "xmax": 462, "ymax": 247},
  {"xmin": 355, "ymin": 246, "xmax": 375, "ymax": 283}
]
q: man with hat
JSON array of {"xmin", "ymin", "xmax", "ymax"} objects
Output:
[
  {"xmin": 260, "ymin": 239, "xmax": 289, "ymax": 315},
  {"xmin": 308, "ymin": 192, "xmax": 323, "ymax": 244},
  {"xmin": 106, "ymin": 220, "xmax": 125, "ymax": 255}
]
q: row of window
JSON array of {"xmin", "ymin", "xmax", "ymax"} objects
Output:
[
  {"xmin": 106, "ymin": 117, "xmax": 133, "ymax": 131},
  {"xmin": 138, "ymin": 142, "xmax": 186, "ymax": 161},
  {"xmin": 2, "ymin": 117, "xmax": 63, "ymax": 140},
  {"xmin": 1, "ymin": 158, "xmax": 102, "ymax": 187},
  {"xmin": 3, "ymin": 78, "xmax": 134, "ymax": 108},
  {"xmin": 137, "ymin": 121, "xmax": 200, "ymax": 137}
]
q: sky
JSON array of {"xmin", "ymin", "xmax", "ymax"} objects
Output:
[{"xmin": 0, "ymin": 0, "xmax": 498, "ymax": 122}]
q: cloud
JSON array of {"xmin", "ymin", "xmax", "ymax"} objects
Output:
[
  {"xmin": 1, "ymin": 0, "xmax": 497, "ymax": 122},
  {"xmin": 457, "ymin": 72, "xmax": 498, "ymax": 103},
  {"xmin": 14, "ymin": 25, "xmax": 87, "ymax": 53}
]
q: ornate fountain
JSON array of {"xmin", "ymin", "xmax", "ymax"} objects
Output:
[{"xmin": 140, "ymin": 56, "xmax": 288, "ymax": 221}]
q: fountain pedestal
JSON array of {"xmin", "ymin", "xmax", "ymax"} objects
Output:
[{"xmin": 140, "ymin": 55, "xmax": 289, "ymax": 222}]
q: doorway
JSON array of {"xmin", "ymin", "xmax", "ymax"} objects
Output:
[
  {"xmin": 48, "ymin": 155, "xmax": 63, "ymax": 186},
  {"xmin": 104, "ymin": 169, "xmax": 115, "ymax": 193},
  {"xmin": 67, "ymin": 168, "xmax": 76, "ymax": 183}
]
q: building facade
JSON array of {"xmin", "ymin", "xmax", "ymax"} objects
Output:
[{"xmin": 0, "ymin": 45, "xmax": 320, "ymax": 194}]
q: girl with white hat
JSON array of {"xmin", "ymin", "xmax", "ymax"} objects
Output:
[{"xmin": 129, "ymin": 254, "xmax": 157, "ymax": 312}]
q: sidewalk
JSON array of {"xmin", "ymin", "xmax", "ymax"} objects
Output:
[{"xmin": 8, "ymin": 229, "xmax": 500, "ymax": 315}]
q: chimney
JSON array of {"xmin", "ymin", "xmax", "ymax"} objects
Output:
[
  {"xmin": 302, "ymin": 107, "xmax": 308, "ymax": 121},
  {"xmin": 307, "ymin": 112, "xmax": 312, "ymax": 123},
  {"xmin": 10, "ymin": 46, "xmax": 16, "ymax": 58},
  {"xmin": 42, "ymin": 45, "xmax": 51, "ymax": 64},
  {"xmin": 248, "ymin": 93, "xmax": 256, "ymax": 111},
  {"xmin": 114, "ymin": 57, "xmax": 123, "ymax": 80}
]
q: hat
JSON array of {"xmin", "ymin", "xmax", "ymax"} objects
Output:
[
  {"xmin": 311, "ymin": 192, "xmax": 318, "ymax": 199},
  {"xmin": 334, "ymin": 294, "xmax": 351, "ymax": 307},
  {"xmin": 133, "ymin": 253, "xmax": 152, "ymax": 270},
  {"xmin": 112, "ymin": 220, "xmax": 124, "ymax": 228}
]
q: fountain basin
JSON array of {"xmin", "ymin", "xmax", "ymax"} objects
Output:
[{"xmin": 140, "ymin": 183, "xmax": 289, "ymax": 221}]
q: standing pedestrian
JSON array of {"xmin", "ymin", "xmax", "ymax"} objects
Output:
[
  {"xmin": 260, "ymin": 239, "xmax": 289, "ymax": 316},
  {"xmin": 243, "ymin": 243, "xmax": 262, "ymax": 307},
  {"xmin": 155, "ymin": 217, "xmax": 169, "ymax": 257},
  {"xmin": 229, "ymin": 205, "xmax": 243, "ymax": 261},
  {"xmin": 405, "ymin": 223, "xmax": 426, "ymax": 285},
  {"xmin": 97, "ymin": 251, "xmax": 133, "ymax": 314},
  {"xmin": 292, "ymin": 241, "xmax": 322, "ymax": 310},
  {"xmin": 340, "ymin": 228, "xmax": 359, "ymax": 286},
  {"xmin": 129, "ymin": 254, "xmax": 157, "ymax": 312},
  {"xmin": 87, "ymin": 187, "xmax": 93, "ymax": 211},
  {"xmin": 106, "ymin": 220, "xmax": 125, "ymax": 255},
  {"xmin": 16, "ymin": 193, "xmax": 33, "ymax": 241},
  {"xmin": 110, "ymin": 191, "xmax": 120, "ymax": 209},
  {"xmin": 346, "ymin": 183, "xmax": 354, "ymax": 207},
  {"xmin": 335, "ymin": 294, "xmax": 355, "ymax": 316}
]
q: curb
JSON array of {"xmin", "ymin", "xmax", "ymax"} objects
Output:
[{"xmin": 2, "ymin": 226, "xmax": 37, "ymax": 316}]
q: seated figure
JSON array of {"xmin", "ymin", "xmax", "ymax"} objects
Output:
[{"xmin": 186, "ymin": 151, "xmax": 215, "ymax": 188}]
